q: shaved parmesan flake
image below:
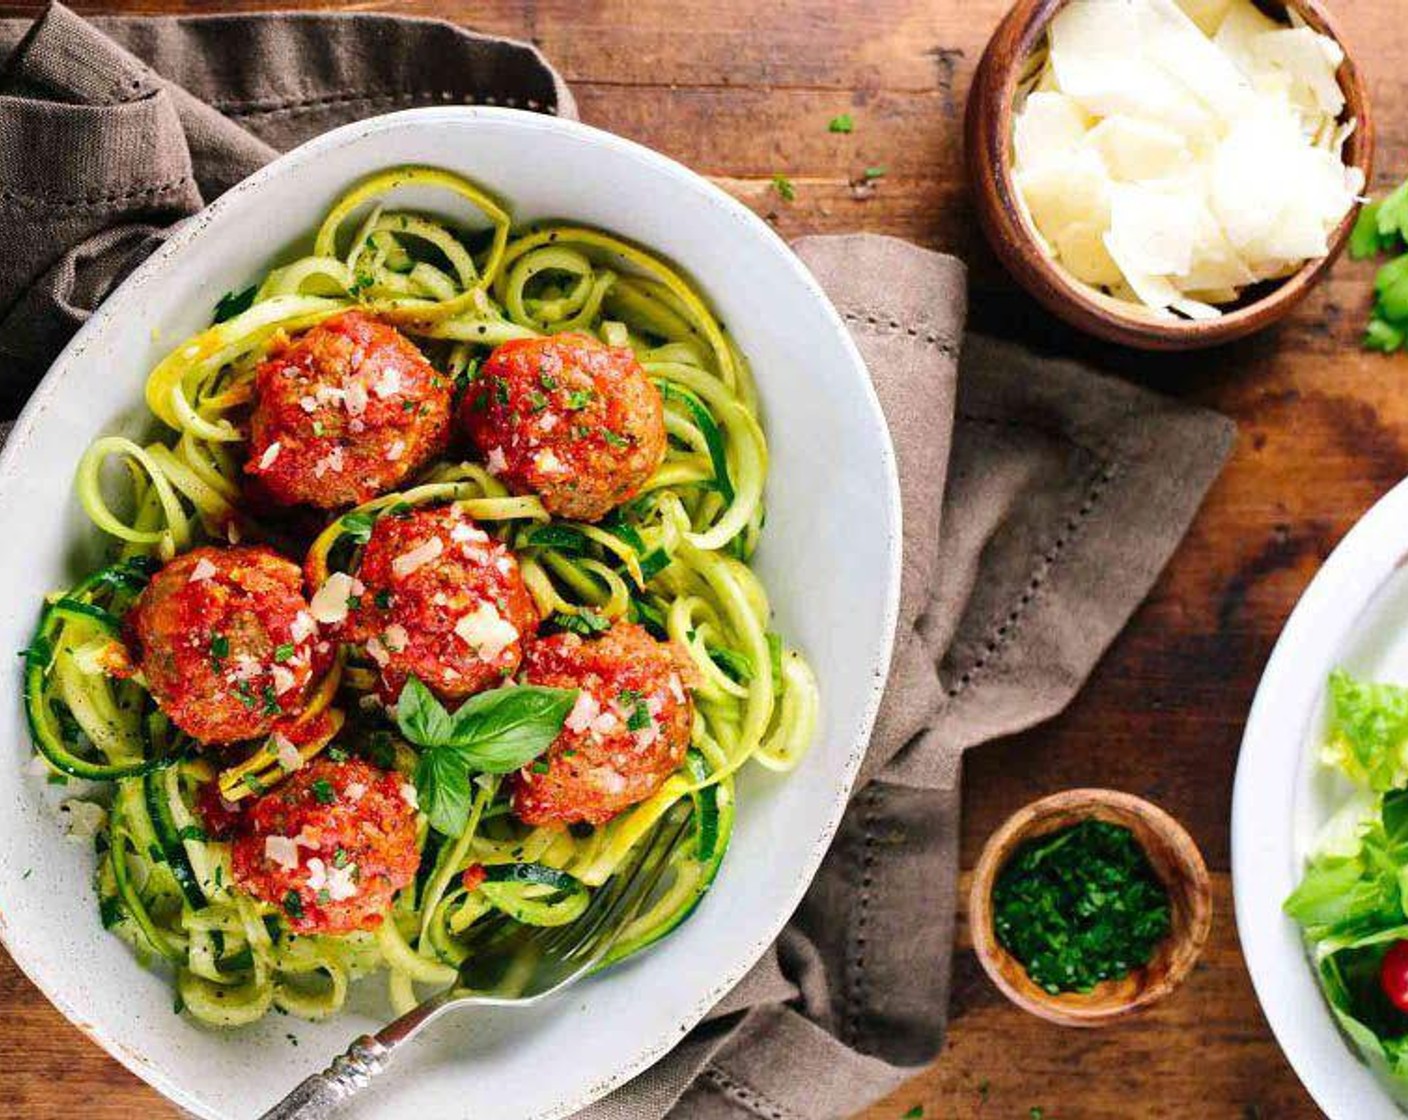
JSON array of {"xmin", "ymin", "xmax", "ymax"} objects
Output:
[
  {"xmin": 258, "ymin": 442, "xmax": 282, "ymax": 470},
  {"xmin": 271, "ymin": 665, "xmax": 298, "ymax": 696},
  {"xmin": 290, "ymin": 611, "xmax": 316, "ymax": 643},
  {"xmin": 310, "ymin": 572, "xmax": 357, "ymax": 624},
  {"xmin": 392, "ymin": 536, "xmax": 443, "ymax": 578},
  {"xmin": 400, "ymin": 783, "xmax": 419, "ymax": 810},
  {"xmin": 188, "ymin": 557, "xmax": 218, "ymax": 583},
  {"xmin": 266, "ymin": 836, "xmax": 300, "ymax": 870},
  {"xmin": 372, "ymin": 369, "xmax": 402, "ymax": 399},
  {"xmin": 382, "ymin": 624, "xmax": 409, "ymax": 653},
  {"xmin": 1013, "ymin": 0, "xmax": 1360, "ymax": 319},
  {"xmin": 566, "ymin": 690, "xmax": 601, "ymax": 733},
  {"xmin": 386, "ymin": 439, "xmax": 405, "ymax": 462},
  {"xmin": 273, "ymin": 734, "xmax": 303, "ymax": 771},
  {"xmin": 454, "ymin": 602, "xmax": 519, "ymax": 661},
  {"xmin": 485, "ymin": 447, "xmax": 507, "ymax": 475},
  {"xmin": 1014, "ymin": 92, "xmax": 1092, "ymax": 171}
]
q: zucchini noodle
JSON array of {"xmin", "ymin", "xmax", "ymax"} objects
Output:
[{"xmin": 25, "ymin": 166, "xmax": 818, "ymax": 1028}]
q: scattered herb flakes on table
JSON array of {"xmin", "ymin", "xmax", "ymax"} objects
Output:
[{"xmin": 992, "ymin": 819, "xmax": 1172, "ymax": 994}]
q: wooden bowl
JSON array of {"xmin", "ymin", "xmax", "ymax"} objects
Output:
[
  {"xmin": 969, "ymin": 789, "xmax": 1213, "ymax": 1026},
  {"xmin": 965, "ymin": 0, "xmax": 1375, "ymax": 350}
]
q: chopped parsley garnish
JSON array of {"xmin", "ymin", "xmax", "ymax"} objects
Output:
[
  {"xmin": 312, "ymin": 420, "xmax": 325, "ymax": 437},
  {"xmin": 992, "ymin": 819, "xmax": 1171, "ymax": 995},
  {"xmin": 243, "ymin": 773, "xmax": 267, "ymax": 795},
  {"xmin": 902, "ymin": 1109, "xmax": 924, "ymax": 1119},
  {"xmin": 626, "ymin": 704, "xmax": 652, "ymax": 732},
  {"xmin": 178, "ymin": 825, "xmax": 208, "ymax": 843},
  {"xmin": 565, "ymin": 388, "xmax": 594, "ymax": 410},
  {"xmin": 530, "ymin": 760, "xmax": 551, "ymax": 774},
  {"xmin": 828, "ymin": 113, "xmax": 854, "ymax": 133},
  {"xmin": 261, "ymin": 684, "xmax": 282, "ymax": 715},
  {"xmin": 618, "ymin": 688, "xmax": 642, "ymax": 706},
  {"xmin": 212, "ymin": 285, "xmax": 257, "ymax": 324},
  {"xmin": 273, "ymin": 643, "xmax": 296, "ymax": 663},
  {"xmin": 209, "ymin": 633, "xmax": 230, "ymax": 665},
  {"xmin": 539, "ymin": 371, "xmax": 559, "ymax": 391},
  {"xmin": 234, "ymin": 681, "xmax": 257, "ymax": 710},
  {"xmin": 327, "ymin": 744, "xmax": 348, "ymax": 763},
  {"xmin": 494, "ymin": 380, "xmax": 510, "ymax": 406},
  {"xmin": 601, "ymin": 429, "xmax": 630, "ymax": 448},
  {"xmin": 374, "ymin": 589, "xmax": 394, "ymax": 610},
  {"xmin": 863, "ymin": 165, "xmax": 887, "ymax": 181},
  {"xmin": 772, "ymin": 174, "xmax": 796, "ymax": 202},
  {"xmin": 528, "ymin": 390, "xmax": 549, "ymax": 412},
  {"xmin": 317, "ymin": 888, "xmax": 332, "ymax": 904},
  {"xmin": 282, "ymin": 890, "xmax": 305, "ymax": 919},
  {"xmin": 332, "ymin": 848, "xmax": 349, "ymax": 869},
  {"xmin": 310, "ymin": 778, "xmax": 337, "ymax": 805}
]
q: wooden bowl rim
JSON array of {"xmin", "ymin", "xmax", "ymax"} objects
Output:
[
  {"xmin": 968, "ymin": 0, "xmax": 1376, "ymax": 350},
  {"xmin": 968, "ymin": 788, "xmax": 1213, "ymax": 1027}
]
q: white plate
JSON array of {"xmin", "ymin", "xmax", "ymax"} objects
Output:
[
  {"xmin": 1235, "ymin": 477, "xmax": 1408, "ymax": 1120},
  {"xmin": 0, "ymin": 107, "xmax": 901, "ymax": 1120}
]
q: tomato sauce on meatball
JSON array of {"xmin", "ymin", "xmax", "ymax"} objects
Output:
[
  {"xmin": 129, "ymin": 546, "xmax": 323, "ymax": 745},
  {"xmin": 246, "ymin": 311, "xmax": 452, "ymax": 509},
  {"xmin": 461, "ymin": 333, "xmax": 666, "ymax": 522},
  {"xmin": 512, "ymin": 622, "xmax": 697, "ymax": 826},
  {"xmin": 230, "ymin": 757, "xmax": 419, "ymax": 935},
  {"xmin": 322, "ymin": 505, "xmax": 539, "ymax": 703}
]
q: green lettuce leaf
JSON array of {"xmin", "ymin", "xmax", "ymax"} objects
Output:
[{"xmin": 1322, "ymin": 670, "xmax": 1408, "ymax": 791}]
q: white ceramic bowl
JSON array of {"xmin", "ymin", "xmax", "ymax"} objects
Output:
[
  {"xmin": 1235, "ymin": 478, "xmax": 1408, "ymax": 1120},
  {"xmin": 0, "ymin": 107, "xmax": 901, "ymax": 1120}
]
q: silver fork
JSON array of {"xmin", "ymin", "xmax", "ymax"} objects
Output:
[{"xmin": 258, "ymin": 812, "xmax": 693, "ymax": 1120}]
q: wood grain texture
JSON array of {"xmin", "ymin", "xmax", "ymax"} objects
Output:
[{"xmin": 4, "ymin": 0, "xmax": 1403, "ymax": 1115}]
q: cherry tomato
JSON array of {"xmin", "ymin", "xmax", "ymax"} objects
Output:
[{"xmin": 1380, "ymin": 939, "xmax": 1408, "ymax": 1012}]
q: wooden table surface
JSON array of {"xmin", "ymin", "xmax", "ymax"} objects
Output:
[{"xmin": 4, "ymin": 0, "xmax": 1403, "ymax": 1116}]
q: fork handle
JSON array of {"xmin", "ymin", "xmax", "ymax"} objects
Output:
[{"xmin": 257, "ymin": 1035, "xmax": 391, "ymax": 1120}]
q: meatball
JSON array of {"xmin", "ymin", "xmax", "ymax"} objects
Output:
[
  {"xmin": 461, "ymin": 333, "xmax": 666, "ymax": 522},
  {"xmin": 129, "ymin": 546, "xmax": 322, "ymax": 745},
  {"xmin": 512, "ymin": 622, "xmax": 696, "ymax": 826},
  {"xmin": 329, "ymin": 505, "xmax": 539, "ymax": 702},
  {"xmin": 246, "ymin": 311, "xmax": 452, "ymax": 509},
  {"xmin": 230, "ymin": 758, "xmax": 419, "ymax": 935}
]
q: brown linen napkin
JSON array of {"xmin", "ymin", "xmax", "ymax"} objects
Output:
[{"xmin": 0, "ymin": 7, "xmax": 1236, "ymax": 1120}]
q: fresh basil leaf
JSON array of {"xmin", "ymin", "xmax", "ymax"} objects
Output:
[
  {"xmin": 212, "ymin": 285, "xmax": 258, "ymax": 324},
  {"xmin": 414, "ymin": 747, "xmax": 474, "ymax": 837},
  {"xmin": 396, "ymin": 676, "xmax": 458, "ymax": 748},
  {"xmin": 340, "ymin": 510, "xmax": 377, "ymax": 545},
  {"xmin": 439, "ymin": 685, "xmax": 578, "ymax": 773}
]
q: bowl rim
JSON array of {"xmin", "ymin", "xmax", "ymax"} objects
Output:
[
  {"xmin": 967, "ymin": 0, "xmax": 1376, "ymax": 350},
  {"xmin": 969, "ymin": 787, "xmax": 1212, "ymax": 1026},
  {"xmin": 1233, "ymin": 475, "xmax": 1408, "ymax": 1120},
  {"xmin": 0, "ymin": 105, "xmax": 904, "ymax": 1120}
]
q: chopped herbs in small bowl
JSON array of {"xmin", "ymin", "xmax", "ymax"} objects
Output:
[{"xmin": 970, "ymin": 789, "xmax": 1212, "ymax": 1026}]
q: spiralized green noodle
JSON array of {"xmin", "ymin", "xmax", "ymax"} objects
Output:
[{"xmin": 26, "ymin": 166, "xmax": 817, "ymax": 1027}]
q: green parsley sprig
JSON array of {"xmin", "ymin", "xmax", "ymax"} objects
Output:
[
  {"xmin": 1351, "ymin": 180, "xmax": 1408, "ymax": 352},
  {"xmin": 397, "ymin": 677, "xmax": 577, "ymax": 837}
]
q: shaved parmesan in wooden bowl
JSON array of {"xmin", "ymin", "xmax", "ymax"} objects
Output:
[{"xmin": 966, "ymin": 0, "xmax": 1373, "ymax": 350}]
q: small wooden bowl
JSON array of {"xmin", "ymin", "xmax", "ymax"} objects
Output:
[
  {"xmin": 969, "ymin": 789, "xmax": 1212, "ymax": 1027},
  {"xmin": 965, "ymin": 0, "xmax": 1375, "ymax": 350}
]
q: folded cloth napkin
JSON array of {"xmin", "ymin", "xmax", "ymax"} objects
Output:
[{"xmin": 0, "ymin": 6, "xmax": 1236, "ymax": 1119}]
